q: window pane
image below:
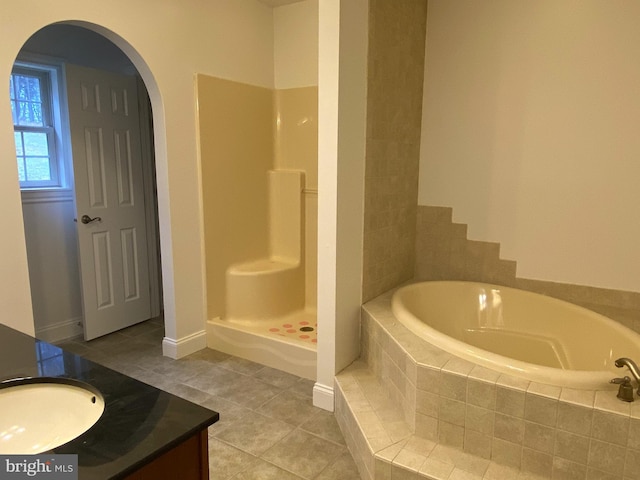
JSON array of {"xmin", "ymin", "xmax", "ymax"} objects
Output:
[
  {"xmin": 23, "ymin": 132, "xmax": 49, "ymax": 156},
  {"xmin": 15, "ymin": 75, "xmax": 28, "ymax": 100},
  {"xmin": 16, "ymin": 158, "xmax": 26, "ymax": 182},
  {"xmin": 17, "ymin": 100, "xmax": 43, "ymax": 126},
  {"xmin": 25, "ymin": 157, "xmax": 52, "ymax": 182},
  {"xmin": 11, "ymin": 66, "xmax": 60, "ymax": 189},
  {"xmin": 14, "ymin": 132, "xmax": 23, "ymax": 156},
  {"xmin": 15, "ymin": 75, "xmax": 33, "ymax": 101},
  {"xmin": 30, "ymin": 102, "xmax": 43, "ymax": 125},
  {"xmin": 28, "ymin": 76, "xmax": 41, "ymax": 102}
]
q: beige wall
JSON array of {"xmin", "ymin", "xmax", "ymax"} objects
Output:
[
  {"xmin": 198, "ymin": 76, "xmax": 273, "ymax": 320},
  {"xmin": 0, "ymin": 0, "xmax": 273, "ymax": 346},
  {"xmin": 419, "ymin": 1, "xmax": 640, "ymax": 292},
  {"xmin": 274, "ymin": 0, "xmax": 319, "ymax": 89},
  {"xmin": 362, "ymin": 0, "xmax": 428, "ymax": 302}
]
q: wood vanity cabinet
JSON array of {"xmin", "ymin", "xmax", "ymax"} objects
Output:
[{"xmin": 123, "ymin": 429, "xmax": 209, "ymax": 480}]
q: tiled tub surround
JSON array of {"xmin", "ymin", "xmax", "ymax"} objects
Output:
[
  {"xmin": 416, "ymin": 205, "xmax": 640, "ymax": 335},
  {"xmin": 335, "ymin": 289, "xmax": 640, "ymax": 479},
  {"xmin": 362, "ymin": 0, "xmax": 428, "ymax": 303}
]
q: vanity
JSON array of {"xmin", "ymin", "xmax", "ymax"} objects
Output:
[{"xmin": 0, "ymin": 324, "xmax": 219, "ymax": 479}]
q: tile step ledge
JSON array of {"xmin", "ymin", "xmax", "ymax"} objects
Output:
[{"xmin": 335, "ymin": 361, "xmax": 546, "ymax": 480}]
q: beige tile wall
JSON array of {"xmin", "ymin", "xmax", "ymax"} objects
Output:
[
  {"xmin": 415, "ymin": 205, "xmax": 640, "ymax": 333},
  {"xmin": 362, "ymin": 0, "xmax": 428, "ymax": 302}
]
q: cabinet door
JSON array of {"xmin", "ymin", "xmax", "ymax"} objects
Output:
[{"xmin": 123, "ymin": 430, "xmax": 209, "ymax": 480}]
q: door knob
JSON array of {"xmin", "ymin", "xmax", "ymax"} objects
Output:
[{"xmin": 80, "ymin": 215, "xmax": 102, "ymax": 224}]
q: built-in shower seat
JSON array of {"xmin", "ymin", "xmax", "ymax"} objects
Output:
[
  {"xmin": 224, "ymin": 169, "xmax": 305, "ymax": 320},
  {"xmin": 226, "ymin": 256, "xmax": 304, "ymax": 319}
]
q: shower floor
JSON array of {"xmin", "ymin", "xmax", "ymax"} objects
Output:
[
  {"xmin": 265, "ymin": 310, "xmax": 317, "ymax": 344},
  {"xmin": 206, "ymin": 309, "xmax": 317, "ymax": 380}
]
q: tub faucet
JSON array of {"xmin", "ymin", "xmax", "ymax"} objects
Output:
[{"xmin": 615, "ymin": 358, "xmax": 640, "ymax": 397}]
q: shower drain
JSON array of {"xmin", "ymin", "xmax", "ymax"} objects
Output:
[{"xmin": 300, "ymin": 326, "xmax": 314, "ymax": 332}]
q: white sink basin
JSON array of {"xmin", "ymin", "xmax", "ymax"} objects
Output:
[{"xmin": 0, "ymin": 378, "xmax": 105, "ymax": 454}]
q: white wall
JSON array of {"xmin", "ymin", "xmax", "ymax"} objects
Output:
[
  {"xmin": 0, "ymin": 0, "xmax": 274, "ymax": 352},
  {"xmin": 316, "ymin": 0, "xmax": 367, "ymax": 411},
  {"xmin": 419, "ymin": 1, "xmax": 640, "ymax": 292},
  {"xmin": 22, "ymin": 194, "xmax": 83, "ymax": 341},
  {"xmin": 274, "ymin": 0, "xmax": 319, "ymax": 89}
]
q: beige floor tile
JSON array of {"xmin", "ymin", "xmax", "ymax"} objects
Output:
[
  {"xmin": 182, "ymin": 367, "xmax": 247, "ymax": 396},
  {"xmin": 118, "ymin": 320, "xmax": 163, "ymax": 338},
  {"xmin": 287, "ymin": 378, "xmax": 315, "ymax": 399},
  {"xmin": 213, "ymin": 411, "xmax": 294, "ymax": 455},
  {"xmin": 254, "ymin": 366, "xmax": 301, "ymax": 389},
  {"xmin": 84, "ymin": 331, "xmax": 130, "ymax": 352},
  {"xmin": 216, "ymin": 375, "xmax": 282, "ymax": 409},
  {"xmin": 187, "ymin": 347, "xmax": 231, "ymax": 364},
  {"xmin": 202, "ymin": 395, "xmax": 252, "ymax": 431},
  {"xmin": 161, "ymin": 382, "xmax": 213, "ymax": 405},
  {"xmin": 230, "ymin": 459, "xmax": 303, "ymax": 480},
  {"xmin": 257, "ymin": 390, "xmax": 320, "ymax": 426},
  {"xmin": 300, "ymin": 409, "xmax": 347, "ymax": 446},
  {"xmin": 208, "ymin": 438, "xmax": 258, "ymax": 479},
  {"xmin": 261, "ymin": 429, "xmax": 346, "ymax": 479},
  {"xmin": 315, "ymin": 451, "xmax": 361, "ymax": 480},
  {"xmin": 149, "ymin": 356, "xmax": 214, "ymax": 381}
]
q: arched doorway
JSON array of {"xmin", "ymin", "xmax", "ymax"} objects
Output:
[{"xmin": 12, "ymin": 23, "xmax": 165, "ymax": 343}]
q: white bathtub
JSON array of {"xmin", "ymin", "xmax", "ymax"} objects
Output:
[{"xmin": 391, "ymin": 281, "xmax": 640, "ymax": 389}]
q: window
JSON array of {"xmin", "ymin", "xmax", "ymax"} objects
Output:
[{"xmin": 10, "ymin": 63, "xmax": 65, "ymax": 189}]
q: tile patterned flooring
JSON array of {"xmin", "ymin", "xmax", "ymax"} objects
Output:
[{"xmin": 57, "ymin": 319, "xmax": 360, "ymax": 480}]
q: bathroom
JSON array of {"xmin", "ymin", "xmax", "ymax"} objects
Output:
[{"xmin": 2, "ymin": 0, "xmax": 640, "ymax": 478}]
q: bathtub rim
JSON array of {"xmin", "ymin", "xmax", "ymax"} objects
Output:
[{"xmin": 390, "ymin": 280, "xmax": 637, "ymax": 390}]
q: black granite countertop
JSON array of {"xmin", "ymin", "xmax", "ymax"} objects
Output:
[{"xmin": 0, "ymin": 324, "xmax": 219, "ymax": 479}]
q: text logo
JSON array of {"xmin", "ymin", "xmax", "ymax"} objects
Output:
[{"xmin": 0, "ymin": 455, "xmax": 77, "ymax": 479}]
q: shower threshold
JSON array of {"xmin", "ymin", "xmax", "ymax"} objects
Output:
[{"xmin": 206, "ymin": 309, "xmax": 317, "ymax": 380}]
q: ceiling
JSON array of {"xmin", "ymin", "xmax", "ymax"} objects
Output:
[{"xmin": 257, "ymin": 0, "xmax": 306, "ymax": 7}]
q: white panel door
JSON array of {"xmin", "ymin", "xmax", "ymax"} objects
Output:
[{"xmin": 66, "ymin": 64, "xmax": 151, "ymax": 340}]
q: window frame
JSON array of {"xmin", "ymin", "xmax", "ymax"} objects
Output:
[{"xmin": 11, "ymin": 56, "xmax": 71, "ymax": 195}]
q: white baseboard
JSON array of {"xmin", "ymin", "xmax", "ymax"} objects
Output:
[
  {"xmin": 162, "ymin": 330, "xmax": 207, "ymax": 359},
  {"xmin": 313, "ymin": 382, "xmax": 335, "ymax": 412},
  {"xmin": 35, "ymin": 317, "xmax": 83, "ymax": 343}
]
